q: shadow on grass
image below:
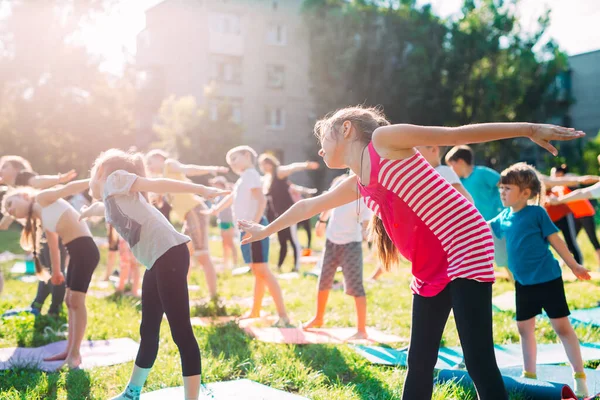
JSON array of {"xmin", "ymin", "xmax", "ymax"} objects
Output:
[
  {"xmin": 0, "ymin": 366, "xmax": 91, "ymax": 400},
  {"xmin": 294, "ymin": 344, "xmax": 396, "ymax": 400},
  {"xmin": 202, "ymin": 322, "xmax": 253, "ymax": 373}
]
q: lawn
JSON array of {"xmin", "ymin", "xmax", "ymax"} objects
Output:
[{"xmin": 0, "ymin": 223, "xmax": 599, "ymax": 399}]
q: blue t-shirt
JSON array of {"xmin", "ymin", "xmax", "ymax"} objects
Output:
[
  {"xmin": 489, "ymin": 206, "xmax": 561, "ymax": 286},
  {"xmin": 461, "ymin": 166, "xmax": 504, "ymax": 221}
]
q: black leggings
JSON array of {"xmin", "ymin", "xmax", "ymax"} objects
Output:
[
  {"xmin": 403, "ymin": 279, "xmax": 507, "ymax": 400},
  {"xmin": 575, "ymin": 216, "xmax": 600, "ymax": 250},
  {"xmin": 298, "ymin": 219, "xmax": 312, "ymax": 249},
  {"xmin": 136, "ymin": 243, "xmax": 201, "ymax": 376},
  {"xmin": 31, "ymin": 238, "xmax": 67, "ymax": 315},
  {"xmin": 554, "ymin": 214, "xmax": 583, "ymax": 264},
  {"xmin": 277, "ymin": 225, "xmax": 300, "ymax": 271}
]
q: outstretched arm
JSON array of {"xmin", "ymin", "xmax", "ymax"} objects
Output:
[
  {"xmin": 289, "ymin": 184, "xmax": 318, "ymax": 196},
  {"xmin": 541, "ymin": 174, "xmax": 600, "ymax": 188},
  {"xmin": 79, "ymin": 202, "xmax": 106, "ymax": 221},
  {"xmin": 131, "ymin": 177, "xmax": 229, "ymax": 199},
  {"xmin": 36, "ymin": 179, "xmax": 90, "ymax": 207},
  {"xmin": 277, "ymin": 161, "xmax": 319, "ymax": 179},
  {"xmin": 373, "ymin": 123, "xmax": 584, "ymax": 155},
  {"xmin": 549, "ymin": 182, "xmax": 600, "ymax": 205},
  {"xmin": 166, "ymin": 159, "xmax": 228, "ymax": 177},
  {"xmin": 29, "ymin": 170, "xmax": 78, "ymax": 189},
  {"xmin": 239, "ymin": 175, "xmax": 358, "ymax": 244},
  {"xmin": 0, "ymin": 215, "xmax": 14, "ymax": 231}
]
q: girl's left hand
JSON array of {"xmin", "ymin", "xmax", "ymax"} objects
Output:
[
  {"xmin": 572, "ymin": 264, "xmax": 591, "ymax": 281},
  {"xmin": 238, "ymin": 220, "xmax": 268, "ymax": 244},
  {"xmin": 51, "ymin": 271, "xmax": 65, "ymax": 286},
  {"xmin": 59, "ymin": 169, "xmax": 77, "ymax": 184},
  {"xmin": 529, "ymin": 125, "xmax": 585, "ymax": 156},
  {"xmin": 200, "ymin": 186, "xmax": 230, "ymax": 199}
]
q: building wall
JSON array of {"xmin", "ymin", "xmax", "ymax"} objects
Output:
[
  {"xmin": 136, "ymin": 0, "xmax": 315, "ymax": 171},
  {"xmin": 569, "ymin": 50, "xmax": 600, "ymax": 137}
]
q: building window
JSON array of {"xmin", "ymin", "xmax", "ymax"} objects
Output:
[
  {"xmin": 209, "ymin": 98, "xmax": 243, "ymax": 124},
  {"xmin": 210, "ymin": 55, "xmax": 242, "ymax": 84},
  {"xmin": 210, "ymin": 12, "xmax": 241, "ymax": 36},
  {"xmin": 267, "ymin": 24, "xmax": 287, "ymax": 46},
  {"xmin": 266, "ymin": 65, "xmax": 285, "ymax": 89},
  {"xmin": 266, "ymin": 107, "xmax": 285, "ymax": 129}
]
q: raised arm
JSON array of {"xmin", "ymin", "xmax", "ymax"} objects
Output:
[
  {"xmin": 277, "ymin": 161, "xmax": 319, "ymax": 179},
  {"xmin": 79, "ymin": 202, "xmax": 106, "ymax": 221},
  {"xmin": 36, "ymin": 179, "xmax": 90, "ymax": 207},
  {"xmin": 165, "ymin": 159, "xmax": 228, "ymax": 177},
  {"xmin": 541, "ymin": 174, "xmax": 600, "ymax": 188},
  {"xmin": 452, "ymin": 183, "xmax": 474, "ymax": 203},
  {"xmin": 131, "ymin": 177, "xmax": 229, "ymax": 199},
  {"xmin": 239, "ymin": 175, "xmax": 358, "ymax": 244},
  {"xmin": 373, "ymin": 123, "xmax": 584, "ymax": 156},
  {"xmin": 289, "ymin": 184, "xmax": 318, "ymax": 196},
  {"xmin": 0, "ymin": 215, "xmax": 14, "ymax": 230},
  {"xmin": 29, "ymin": 170, "xmax": 77, "ymax": 190}
]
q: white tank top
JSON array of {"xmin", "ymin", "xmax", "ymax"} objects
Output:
[{"xmin": 41, "ymin": 199, "xmax": 72, "ymax": 232}]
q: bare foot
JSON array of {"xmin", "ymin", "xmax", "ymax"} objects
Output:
[
  {"xmin": 43, "ymin": 350, "xmax": 68, "ymax": 362},
  {"xmin": 66, "ymin": 354, "xmax": 82, "ymax": 369},
  {"xmin": 301, "ymin": 317, "xmax": 323, "ymax": 330},
  {"xmin": 345, "ymin": 331, "xmax": 369, "ymax": 342},
  {"xmin": 272, "ymin": 317, "xmax": 292, "ymax": 328},
  {"xmin": 238, "ymin": 311, "xmax": 261, "ymax": 320}
]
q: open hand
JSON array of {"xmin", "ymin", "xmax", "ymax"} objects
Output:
[
  {"xmin": 529, "ymin": 125, "xmax": 585, "ymax": 156},
  {"xmin": 59, "ymin": 169, "xmax": 77, "ymax": 184},
  {"xmin": 572, "ymin": 264, "xmax": 591, "ymax": 281},
  {"xmin": 307, "ymin": 161, "xmax": 320, "ymax": 170},
  {"xmin": 578, "ymin": 175, "xmax": 600, "ymax": 185},
  {"xmin": 238, "ymin": 220, "xmax": 268, "ymax": 244},
  {"xmin": 200, "ymin": 186, "xmax": 230, "ymax": 200}
]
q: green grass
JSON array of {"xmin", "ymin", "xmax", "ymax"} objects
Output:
[{"xmin": 1, "ymin": 224, "xmax": 600, "ymax": 399}]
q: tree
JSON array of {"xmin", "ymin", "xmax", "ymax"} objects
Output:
[
  {"xmin": 0, "ymin": 0, "xmax": 135, "ymax": 176},
  {"xmin": 152, "ymin": 90, "xmax": 242, "ymax": 170}
]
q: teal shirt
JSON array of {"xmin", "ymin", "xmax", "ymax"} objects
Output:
[
  {"xmin": 489, "ymin": 206, "xmax": 561, "ymax": 286},
  {"xmin": 461, "ymin": 166, "xmax": 504, "ymax": 220}
]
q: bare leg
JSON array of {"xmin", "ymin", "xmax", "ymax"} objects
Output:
[
  {"xmin": 104, "ymin": 250, "xmax": 117, "ymax": 281},
  {"xmin": 346, "ymin": 296, "xmax": 368, "ymax": 341},
  {"xmin": 65, "ymin": 291, "xmax": 87, "ymax": 369},
  {"xmin": 44, "ymin": 289, "xmax": 72, "ymax": 361},
  {"xmin": 517, "ymin": 318, "xmax": 537, "ymax": 376},
  {"xmin": 251, "ymin": 262, "xmax": 288, "ymax": 321},
  {"xmin": 303, "ymin": 290, "xmax": 329, "ymax": 329},
  {"xmin": 197, "ymin": 252, "xmax": 218, "ymax": 299}
]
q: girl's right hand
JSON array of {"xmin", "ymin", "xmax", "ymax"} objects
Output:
[
  {"xmin": 79, "ymin": 204, "xmax": 94, "ymax": 221},
  {"xmin": 238, "ymin": 220, "xmax": 268, "ymax": 244},
  {"xmin": 529, "ymin": 125, "xmax": 585, "ymax": 155}
]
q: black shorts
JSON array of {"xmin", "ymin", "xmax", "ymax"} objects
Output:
[
  {"xmin": 515, "ymin": 277, "xmax": 570, "ymax": 321},
  {"xmin": 65, "ymin": 237, "xmax": 100, "ymax": 293}
]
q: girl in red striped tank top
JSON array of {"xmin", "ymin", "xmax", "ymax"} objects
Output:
[{"xmin": 239, "ymin": 106, "xmax": 585, "ymax": 400}]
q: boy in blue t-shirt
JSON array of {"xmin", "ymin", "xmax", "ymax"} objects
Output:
[{"xmin": 489, "ymin": 162, "xmax": 590, "ymax": 397}]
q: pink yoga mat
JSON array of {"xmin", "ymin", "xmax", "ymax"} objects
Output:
[
  {"xmin": 0, "ymin": 338, "xmax": 139, "ymax": 371},
  {"xmin": 244, "ymin": 327, "xmax": 407, "ymax": 344},
  {"xmin": 190, "ymin": 316, "xmax": 237, "ymax": 327}
]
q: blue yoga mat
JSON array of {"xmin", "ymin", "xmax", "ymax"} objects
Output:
[
  {"xmin": 501, "ymin": 365, "xmax": 600, "ymax": 396},
  {"xmin": 437, "ymin": 369, "xmax": 577, "ymax": 400},
  {"xmin": 140, "ymin": 379, "xmax": 308, "ymax": 400},
  {"xmin": 2, "ymin": 307, "xmax": 40, "ymax": 318},
  {"xmin": 354, "ymin": 343, "xmax": 600, "ymax": 369},
  {"xmin": 570, "ymin": 308, "xmax": 600, "ymax": 327}
]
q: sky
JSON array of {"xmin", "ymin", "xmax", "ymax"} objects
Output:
[{"xmin": 79, "ymin": 0, "xmax": 600, "ymax": 75}]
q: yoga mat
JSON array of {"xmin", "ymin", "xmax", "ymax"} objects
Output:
[
  {"xmin": 353, "ymin": 345, "xmax": 461, "ymax": 369},
  {"xmin": 0, "ymin": 251, "xmax": 21, "ymax": 263},
  {"xmin": 2, "ymin": 307, "xmax": 40, "ymax": 318},
  {"xmin": 501, "ymin": 365, "xmax": 600, "ymax": 396},
  {"xmin": 278, "ymin": 272, "xmax": 300, "ymax": 280},
  {"xmin": 232, "ymin": 266, "xmax": 251, "ymax": 276},
  {"xmin": 245, "ymin": 327, "xmax": 406, "ymax": 345},
  {"xmin": 10, "ymin": 261, "xmax": 34, "ymax": 274},
  {"xmin": 492, "ymin": 290, "xmax": 516, "ymax": 312},
  {"xmin": 300, "ymin": 256, "xmax": 320, "ymax": 265},
  {"xmin": 570, "ymin": 308, "xmax": 600, "ymax": 327},
  {"xmin": 353, "ymin": 343, "xmax": 600, "ymax": 369},
  {"xmin": 0, "ymin": 338, "xmax": 139, "ymax": 372},
  {"xmin": 141, "ymin": 379, "xmax": 308, "ymax": 400},
  {"xmin": 436, "ymin": 369, "xmax": 577, "ymax": 400},
  {"xmin": 18, "ymin": 275, "xmax": 38, "ymax": 283},
  {"xmin": 191, "ymin": 316, "xmax": 237, "ymax": 327}
]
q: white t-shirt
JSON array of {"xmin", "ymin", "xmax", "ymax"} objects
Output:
[
  {"xmin": 435, "ymin": 165, "xmax": 461, "ymax": 185},
  {"xmin": 326, "ymin": 198, "xmax": 372, "ymax": 245},
  {"xmin": 103, "ymin": 170, "xmax": 189, "ymax": 269},
  {"xmin": 233, "ymin": 168, "xmax": 263, "ymax": 222}
]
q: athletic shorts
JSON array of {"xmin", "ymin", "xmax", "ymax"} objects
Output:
[
  {"xmin": 318, "ymin": 240, "xmax": 365, "ymax": 297},
  {"xmin": 65, "ymin": 236, "xmax": 100, "ymax": 293},
  {"xmin": 515, "ymin": 277, "xmax": 570, "ymax": 321},
  {"xmin": 240, "ymin": 217, "xmax": 269, "ymax": 264}
]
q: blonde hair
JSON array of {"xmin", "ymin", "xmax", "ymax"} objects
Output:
[
  {"xmin": 258, "ymin": 153, "xmax": 281, "ymax": 169},
  {"xmin": 226, "ymin": 145, "xmax": 258, "ymax": 165},
  {"xmin": 500, "ymin": 162, "xmax": 545, "ymax": 205},
  {"xmin": 0, "ymin": 156, "xmax": 33, "ymax": 173},
  {"xmin": 314, "ymin": 105, "xmax": 398, "ymax": 270},
  {"xmin": 91, "ymin": 149, "xmax": 148, "ymax": 199},
  {"xmin": 1, "ymin": 187, "xmax": 46, "ymax": 279}
]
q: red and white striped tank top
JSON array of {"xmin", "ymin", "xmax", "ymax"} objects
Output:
[{"xmin": 358, "ymin": 143, "xmax": 495, "ymax": 296}]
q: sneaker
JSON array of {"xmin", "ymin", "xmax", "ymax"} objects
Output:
[{"xmin": 109, "ymin": 385, "xmax": 142, "ymax": 400}]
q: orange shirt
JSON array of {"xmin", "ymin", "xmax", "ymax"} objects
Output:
[
  {"xmin": 545, "ymin": 188, "xmax": 572, "ymax": 222},
  {"xmin": 561, "ymin": 186, "xmax": 595, "ymax": 218}
]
